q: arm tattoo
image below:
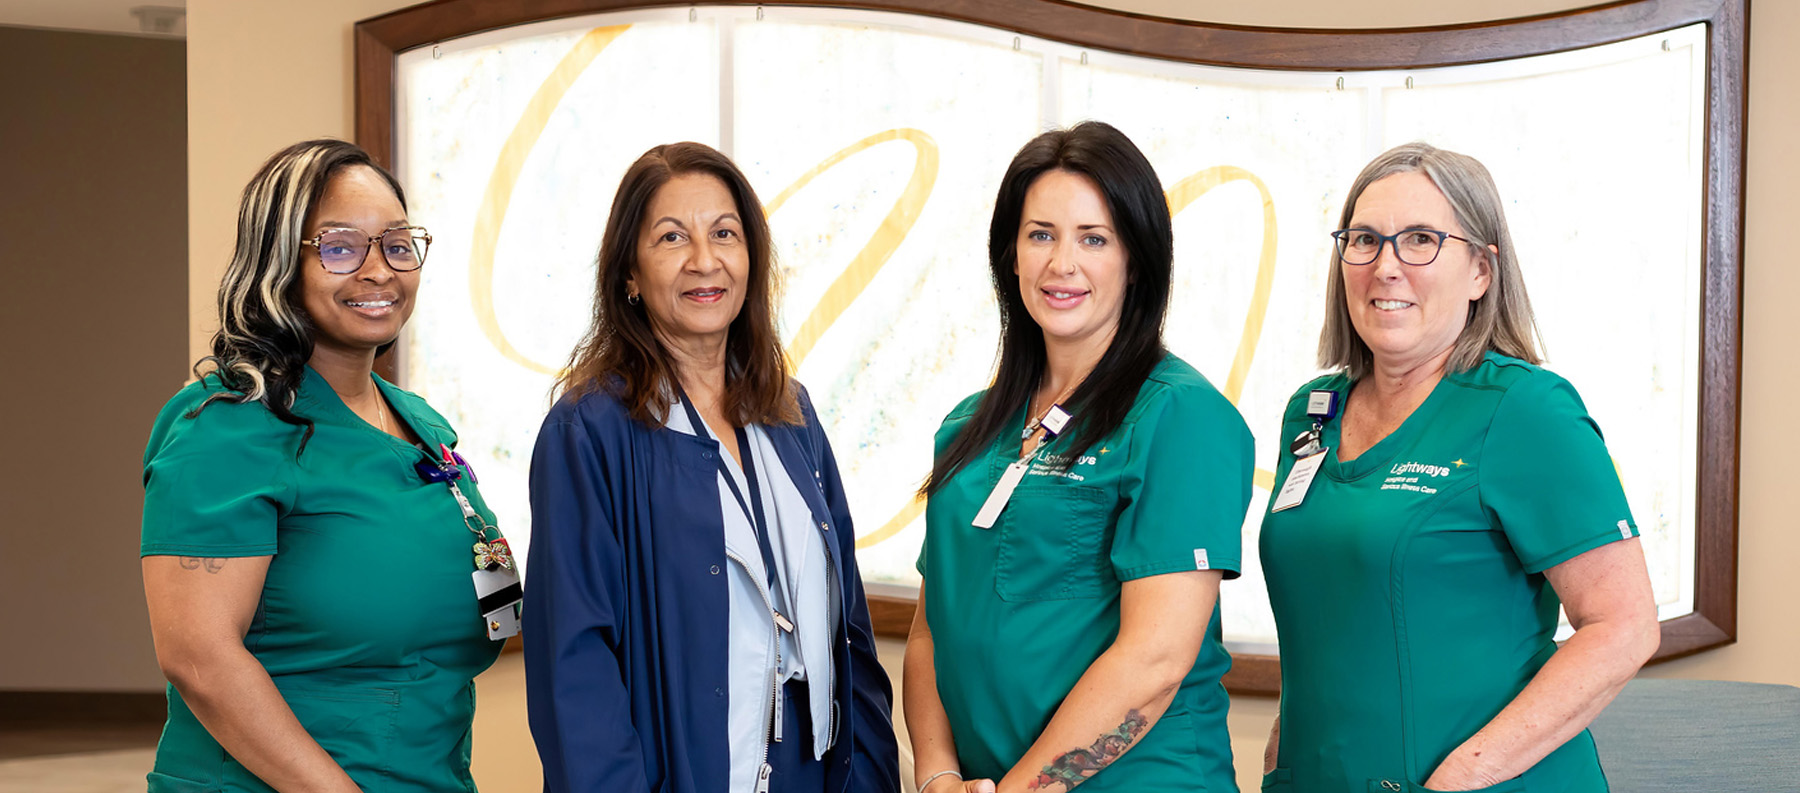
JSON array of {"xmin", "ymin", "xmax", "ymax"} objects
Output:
[
  {"xmin": 178, "ymin": 556, "xmax": 227, "ymax": 574},
  {"xmin": 1027, "ymin": 709, "xmax": 1150, "ymax": 790}
]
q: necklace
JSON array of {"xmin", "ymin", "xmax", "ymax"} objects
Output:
[{"xmin": 373, "ymin": 392, "xmax": 392, "ymax": 437}]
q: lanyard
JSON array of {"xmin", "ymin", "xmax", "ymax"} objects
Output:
[
  {"xmin": 1290, "ymin": 389, "xmax": 1341, "ymax": 458},
  {"xmin": 972, "ymin": 400, "xmax": 1076, "ymax": 530},
  {"xmin": 416, "ymin": 443, "xmax": 513, "ymax": 572},
  {"xmin": 1272, "ymin": 390, "xmax": 1339, "ymax": 513},
  {"xmin": 674, "ymin": 387, "xmax": 787, "ymax": 617}
]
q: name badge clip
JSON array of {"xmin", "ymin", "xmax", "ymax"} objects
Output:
[
  {"xmin": 1290, "ymin": 390, "xmax": 1340, "ymax": 458},
  {"xmin": 1275, "ymin": 390, "xmax": 1341, "ymax": 510},
  {"xmin": 981, "ymin": 403, "xmax": 1076, "ymax": 529},
  {"xmin": 1306, "ymin": 389, "xmax": 1341, "ymax": 420}
]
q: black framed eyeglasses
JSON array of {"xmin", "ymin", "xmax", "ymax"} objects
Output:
[
  {"xmin": 1331, "ymin": 227, "xmax": 1473, "ymax": 266},
  {"xmin": 301, "ymin": 226, "xmax": 432, "ymax": 274}
]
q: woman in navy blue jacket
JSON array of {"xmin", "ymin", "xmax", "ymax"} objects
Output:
[{"xmin": 523, "ymin": 141, "xmax": 900, "ymax": 793}]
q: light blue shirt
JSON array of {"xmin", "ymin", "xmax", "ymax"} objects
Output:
[{"xmin": 667, "ymin": 401, "xmax": 837, "ymax": 792}]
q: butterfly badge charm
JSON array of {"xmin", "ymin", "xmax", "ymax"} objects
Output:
[{"xmin": 473, "ymin": 537, "xmax": 515, "ymax": 572}]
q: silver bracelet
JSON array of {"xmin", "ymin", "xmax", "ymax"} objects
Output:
[{"xmin": 917, "ymin": 769, "xmax": 963, "ymax": 793}]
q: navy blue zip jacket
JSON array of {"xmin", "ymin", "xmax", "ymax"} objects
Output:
[{"xmin": 523, "ymin": 380, "xmax": 900, "ymax": 793}]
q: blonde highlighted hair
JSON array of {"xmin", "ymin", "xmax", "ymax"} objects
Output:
[
  {"xmin": 1319, "ymin": 142, "xmax": 1543, "ymax": 380},
  {"xmin": 190, "ymin": 139, "xmax": 407, "ymax": 453}
]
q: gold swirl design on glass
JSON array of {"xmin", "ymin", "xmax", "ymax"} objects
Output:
[
  {"xmin": 1163, "ymin": 166, "xmax": 1281, "ymax": 493},
  {"xmin": 465, "ymin": 25, "xmax": 1283, "ymax": 547},
  {"xmin": 766, "ymin": 128, "xmax": 940, "ymax": 369},
  {"xmin": 469, "ymin": 24, "xmax": 632, "ymax": 375}
]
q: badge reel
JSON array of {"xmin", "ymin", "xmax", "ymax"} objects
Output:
[
  {"xmin": 974, "ymin": 404, "xmax": 1072, "ymax": 529},
  {"xmin": 419, "ymin": 444, "xmax": 522, "ymax": 640},
  {"xmin": 1272, "ymin": 390, "xmax": 1338, "ymax": 513}
]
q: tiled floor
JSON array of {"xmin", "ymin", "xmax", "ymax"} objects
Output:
[
  {"xmin": 0, "ymin": 658, "xmax": 544, "ymax": 793},
  {"xmin": 0, "ymin": 748, "xmax": 156, "ymax": 793},
  {"xmin": 0, "ymin": 718, "xmax": 162, "ymax": 792},
  {"xmin": 2, "ymin": 650, "xmax": 1277, "ymax": 793}
]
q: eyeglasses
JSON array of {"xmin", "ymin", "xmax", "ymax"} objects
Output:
[
  {"xmin": 1331, "ymin": 227, "xmax": 1473, "ymax": 266},
  {"xmin": 301, "ymin": 226, "xmax": 432, "ymax": 274}
]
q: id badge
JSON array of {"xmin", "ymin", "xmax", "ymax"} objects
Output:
[
  {"xmin": 972, "ymin": 459, "xmax": 1029, "ymax": 529},
  {"xmin": 1271, "ymin": 448, "xmax": 1327, "ymax": 513},
  {"xmin": 472, "ymin": 567, "xmax": 523, "ymax": 640}
]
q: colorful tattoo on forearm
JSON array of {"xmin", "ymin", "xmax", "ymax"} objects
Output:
[{"xmin": 1026, "ymin": 709, "xmax": 1150, "ymax": 790}]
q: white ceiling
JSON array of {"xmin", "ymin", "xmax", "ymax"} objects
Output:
[{"xmin": 0, "ymin": 0, "xmax": 186, "ymax": 37}]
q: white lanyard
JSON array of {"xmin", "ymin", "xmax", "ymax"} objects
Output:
[{"xmin": 972, "ymin": 402, "xmax": 1073, "ymax": 530}]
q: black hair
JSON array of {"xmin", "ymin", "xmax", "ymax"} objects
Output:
[{"xmin": 923, "ymin": 121, "xmax": 1172, "ymax": 494}]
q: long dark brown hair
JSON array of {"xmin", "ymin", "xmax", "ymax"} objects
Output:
[
  {"xmin": 558, "ymin": 142, "xmax": 800, "ymax": 428},
  {"xmin": 923, "ymin": 121, "xmax": 1173, "ymax": 494}
]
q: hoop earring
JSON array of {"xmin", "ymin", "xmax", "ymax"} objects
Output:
[{"xmin": 627, "ymin": 292, "xmax": 641, "ymax": 306}]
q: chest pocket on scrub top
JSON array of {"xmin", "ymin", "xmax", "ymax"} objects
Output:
[{"xmin": 995, "ymin": 483, "xmax": 1112, "ymax": 602}]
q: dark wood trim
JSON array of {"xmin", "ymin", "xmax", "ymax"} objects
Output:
[
  {"xmin": 0, "ymin": 691, "xmax": 166, "ymax": 727},
  {"xmin": 1221, "ymin": 654, "xmax": 1282, "ymax": 697},
  {"xmin": 353, "ymin": 0, "xmax": 1735, "ymax": 169},
  {"xmin": 356, "ymin": 0, "xmax": 1749, "ymax": 694},
  {"xmin": 1660, "ymin": 0, "xmax": 1746, "ymax": 663},
  {"xmin": 355, "ymin": 22, "xmax": 398, "ymax": 171},
  {"xmin": 868, "ymin": 593, "xmax": 917, "ymax": 638}
]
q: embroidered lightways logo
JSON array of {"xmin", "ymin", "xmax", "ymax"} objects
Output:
[
  {"xmin": 1380, "ymin": 460, "xmax": 1464, "ymax": 495},
  {"xmin": 1026, "ymin": 451, "xmax": 1101, "ymax": 482}
]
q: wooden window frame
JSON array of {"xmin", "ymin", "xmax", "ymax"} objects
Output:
[{"xmin": 355, "ymin": 0, "xmax": 1747, "ymax": 694}]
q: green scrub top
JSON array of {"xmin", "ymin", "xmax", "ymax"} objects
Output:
[
  {"xmin": 1260, "ymin": 353, "xmax": 1637, "ymax": 793},
  {"xmin": 919, "ymin": 354, "xmax": 1254, "ymax": 791},
  {"xmin": 140, "ymin": 367, "xmax": 506, "ymax": 793}
]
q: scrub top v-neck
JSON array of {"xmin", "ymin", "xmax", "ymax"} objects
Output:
[
  {"xmin": 919, "ymin": 354, "xmax": 1254, "ymax": 791},
  {"xmin": 141, "ymin": 367, "xmax": 506, "ymax": 793},
  {"xmin": 1260, "ymin": 353, "xmax": 1637, "ymax": 793}
]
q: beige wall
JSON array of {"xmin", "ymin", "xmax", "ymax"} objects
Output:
[
  {"xmin": 186, "ymin": 0, "xmax": 1797, "ymax": 788},
  {"xmin": 1, "ymin": 26, "xmax": 185, "ymax": 691}
]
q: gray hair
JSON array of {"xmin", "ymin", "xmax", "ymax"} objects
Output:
[{"xmin": 1318, "ymin": 141, "xmax": 1542, "ymax": 380}]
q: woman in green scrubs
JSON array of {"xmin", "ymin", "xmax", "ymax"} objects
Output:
[
  {"xmin": 140, "ymin": 140, "xmax": 511, "ymax": 792},
  {"xmin": 1259, "ymin": 143, "xmax": 1660, "ymax": 793},
  {"xmin": 904, "ymin": 122, "xmax": 1254, "ymax": 793}
]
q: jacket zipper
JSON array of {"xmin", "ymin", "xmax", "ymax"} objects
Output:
[
  {"xmin": 725, "ymin": 548, "xmax": 783, "ymax": 793},
  {"xmin": 819, "ymin": 516, "xmax": 840, "ymax": 747}
]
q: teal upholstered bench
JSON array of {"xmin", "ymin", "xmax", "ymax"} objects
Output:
[{"xmin": 1590, "ymin": 679, "xmax": 1800, "ymax": 791}]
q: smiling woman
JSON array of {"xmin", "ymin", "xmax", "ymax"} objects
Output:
[
  {"xmin": 296, "ymin": 168, "xmax": 424, "ymax": 361},
  {"xmin": 139, "ymin": 139, "xmax": 514, "ymax": 793},
  {"xmin": 522, "ymin": 141, "xmax": 900, "ymax": 793},
  {"xmin": 1259, "ymin": 142, "xmax": 1660, "ymax": 792},
  {"xmin": 905, "ymin": 122, "xmax": 1254, "ymax": 793},
  {"xmin": 1015, "ymin": 170, "xmax": 1131, "ymax": 357},
  {"xmin": 627, "ymin": 173, "xmax": 754, "ymax": 419}
]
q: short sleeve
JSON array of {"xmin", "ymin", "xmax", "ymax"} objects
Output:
[
  {"xmin": 1480, "ymin": 371, "xmax": 1637, "ymax": 574},
  {"xmin": 1110, "ymin": 384, "xmax": 1255, "ymax": 581},
  {"xmin": 917, "ymin": 392, "xmax": 985, "ymax": 578},
  {"xmin": 141, "ymin": 395, "xmax": 296, "ymax": 557}
]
